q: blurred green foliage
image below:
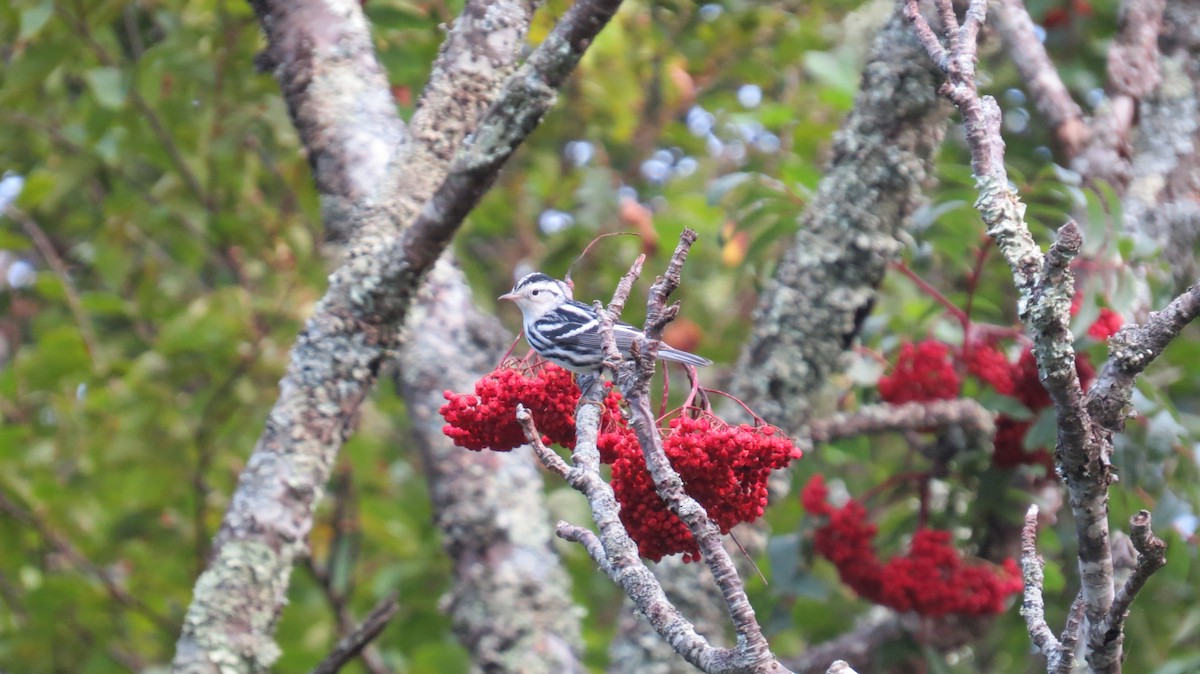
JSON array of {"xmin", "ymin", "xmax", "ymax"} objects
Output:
[{"xmin": 1, "ymin": 0, "xmax": 1199, "ymax": 672}]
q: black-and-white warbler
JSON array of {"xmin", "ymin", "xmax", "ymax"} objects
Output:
[{"xmin": 499, "ymin": 272, "xmax": 712, "ymax": 374}]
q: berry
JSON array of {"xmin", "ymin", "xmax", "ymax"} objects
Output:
[
  {"xmin": 803, "ymin": 476, "xmax": 1022, "ymax": 616},
  {"xmin": 878, "ymin": 340, "xmax": 961, "ymax": 404},
  {"xmin": 1087, "ymin": 308, "xmax": 1124, "ymax": 340}
]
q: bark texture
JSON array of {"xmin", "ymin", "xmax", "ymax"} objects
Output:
[
  {"xmin": 398, "ymin": 262, "xmax": 583, "ymax": 673},
  {"xmin": 732, "ymin": 9, "xmax": 949, "ymax": 433},
  {"xmin": 1123, "ymin": 0, "xmax": 1200, "ymax": 286},
  {"xmin": 610, "ymin": 8, "xmax": 952, "ymax": 672},
  {"xmin": 173, "ymin": 0, "xmax": 625, "ymax": 669}
]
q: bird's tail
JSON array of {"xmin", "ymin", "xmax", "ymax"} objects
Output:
[{"xmin": 658, "ymin": 346, "xmax": 712, "ymax": 368}]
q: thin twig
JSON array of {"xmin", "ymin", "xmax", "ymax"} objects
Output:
[
  {"xmin": 1087, "ymin": 283, "xmax": 1200, "ymax": 431},
  {"xmin": 1088, "ymin": 510, "xmax": 1167, "ymax": 671},
  {"xmin": 621, "ymin": 229, "xmax": 777, "ymax": 669},
  {"xmin": 10, "ymin": 208, "xmax": 100, "ymax": 367},
  {"xmin": 1056, "ymin": 593, "xmax": 1085, "ymax": 674},
  {"xmin": 1020, "ymin": 505, "xmax": 1067, "ymax": 670},
  {"xmin": 516, "ymin": 405, "xmax": 572, "ymax": 480},
  {"xmin": 310, "ymin": 593, "xmax": 400, "ymax": 674},
  {"xmin": 598, "ymin": 254, "xmax": 646, "ymax": 371},
  {"xmin": 0, "ymin": 484, "xmax": 176, "ymax": 634},
  {"xmin": 556, "ymin": 522, "xmax": 611, "ymax": 572}
]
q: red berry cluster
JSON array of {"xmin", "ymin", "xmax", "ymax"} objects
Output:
[
  {"xmin": 605, "ymin": 415, "xmax": 802, "ymax": 562},
  {"xmin": 963, "ymin": 341, "xmax": 1015, "ymax": 395},
  {"xmin": 440, "ymin": 364, "xmax": 621, "ymax": 451},
  {"xmin": 877, "ymin": 315, "xmax": 1109, "ymax": 470},
  {"xmin": 878, "ymin": 340, "xmax": 961, "ymax": 404},
  {"xmin": 441, "ymin": 363, "xmax": 803, "ymax": 562},
  {"xmin": 801, "ymin": 475, "xmax": 1022, "ymax": 616},
  {"xmin": 1087, "ymin": 308, "xmax": 1124, "ymax": 340},
  {"xmin": 992, "ymin": 347, "xmax": 1095, "ymax": 470}
]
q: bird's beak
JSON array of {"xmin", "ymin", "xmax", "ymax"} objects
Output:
[{"xmin": 498, "ymin": 292, "xmax": 519, "ymax": 302}]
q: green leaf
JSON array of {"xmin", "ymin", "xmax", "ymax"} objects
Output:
[
  {"xmin": 1023, "ymin": 408, "xmax": 1058, "ymax": 451},
  {"xmin": 803, "ymin": 50, "xmax": 857, "ymax": 95},
  {"xmin": 1041, "ymin": 559, "xmax": 1065, "ymax": 593},
  {"xmin": 706, "ymin": 172, "xmax": 752, "ymax": 205},
  {"xmin": 83, "ymin": 67, "xmax": 127, "ymax": 110},
  {"xmin": 19, "ymin": 0, "xmax": 54, "ymax": 40},
  {"xmin": 977, "ymin": 390, "xmax": 1034, "ymax": 420}
]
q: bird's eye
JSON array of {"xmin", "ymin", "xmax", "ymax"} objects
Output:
[{"xmin": 531, "ymin": 289, "xmax": 540, "ymax": 296}]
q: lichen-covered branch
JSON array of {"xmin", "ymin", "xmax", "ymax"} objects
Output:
[
  {"xmin": 730, "ymin": 7, "xmax": 949, "ymax": 433},
  {"xmin": 808, "ymin": 399, "xmax": 995, "ymax": 443},
  {"xmin": 387, "ymin": 2, "xmax": 585, "ymax": 671},
  {"xmin": 173, "ymin": 1, "xmax": 626, "ymax": 670},
  {"xmin": 615, "ymin": 9, "xmax": 953, "ymax": 672},
  {"xmin": 1086, "ymin": 283, "xmax": 1200, "ymax": 430},
  {"xmin": 1020, "ymin": 506, "xmax": 1073, "ymax": 672},
  {"xmin": 906, "ymin": 0, "xmax": 1116, "ymax": 634},
  {"xmin": 520, "ymin": 233, "xmax": 793, "ymax": 673},
  {"xmin": 247, "ymin": 0, "xmax": 405, "ymax": 238},
  {"xmin": 618, "ymin": 233, "xmax": 779, "ymax": 671},
  {"xmin": 1122, "ymin": 0, "xmax": 1200, "ymax": 285},
  {"xmin": 1088, "ymin": 511, "xmax": 1167, "ymax": 671},
  {"xmin": 904, "ymin": 1, "xmax": 1190, "ymax": 671},
  {"xmin": 519, "ymin": 379, "xmax": 754, "ymax": 674},
  {"xmin": 994, "ymin": 0, "xmax": 1088, "ymax": 158}
]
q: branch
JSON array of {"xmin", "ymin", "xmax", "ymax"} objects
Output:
[
  {"xmin": 1086, "ymin": 283, "xmax": 1200, "ymax": 430},
  {"xmin": 808, "ymin": 399, "xmax": 995, "ymax": 443},
  {"xmin": 903, "ymin": 0, "xmax": 1126, "ymax": 665},
  {"xmin": 617, "ymin": 231, "xmax": 785, "ymax": 671},
  {"xmin": 731, "ymin": 7, "xmax": 950, "ymax": 434},
  {"xmin": 1020, "ymin": 505, "xmax": 1070, "ymax": 672},
  {"xmin": 1088, "ymin": 511, "xmax": 1168, "ymax": 671},
  {"xmin": 10, "ymin": 208, "xmax": 100, "ymax": 367},
  {"xmin": 994, "ymin": 0, "xmax": 1088, "ymax": 158},
  {"xmin": 522, "ymin": 234, "xmax": 793, "ymax": 673},
  {"xmin": 247, "ymin": 0, "xmax": 405, "ymax": 240},
  {"xmin": 0, "ymin": 484, "xmax": 176, "ymax": 636},
  {"xmin": 310, "ymin": 593, "xmax": 400, "ymax": 674},
  {"xmin": 525, "ymin": 375, "xmax": 751, "ymax": 673},
  {"xmin": 383, "ymin": 2, "xmax": 586, "ymax": 670},
  {"xmin": 784, "ymin": 617, "xmax": 903, "ymax": 674},
  {"xmin": 635, "ymin": 9, "xmax": 952, "ymax": 670},
  {"xmin": 1072, "ymin": 0, "xmax": 1167, "ymax": 186},
  {"xmin": 173, "ymin": 1, "xmax": 626, "ymax": 669}
]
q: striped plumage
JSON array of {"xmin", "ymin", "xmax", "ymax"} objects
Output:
[{"xmin": 499, "ymin": 272, "xmax": 712, "ymax": 374}]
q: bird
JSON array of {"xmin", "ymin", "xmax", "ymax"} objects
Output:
[{"xmin": 499, "ymin": 272, "xmax": 712, "ymax": 374}]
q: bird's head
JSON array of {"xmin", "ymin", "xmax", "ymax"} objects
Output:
[{"xmin": 499, "ymin": 272, "xmax": 571, "ymax": 319}]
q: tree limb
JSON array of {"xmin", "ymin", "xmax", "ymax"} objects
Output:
[
  {"xmin": 903, "ymin": 0, "xmax": 1127, "ymax": 665},
  {"xmin": 1020, "ymin": 505, "xmax": 1071, "ymax": 672},
  {"xmin": 730, "ymin": 7, "xmax": 950, "ymax": 434},
  {"xmin": 808, "ymin": 399, "xmax": 995, "ymax": 443},
  {"xmin": 1086, "ymin": 283, "xmax": 1200, "ymax": 430},
  {"xmin": 994, "ymin": 0, "xmax": 1088, "ymax": 158},
  {"xmin": 173, "ymin": 1, "xmax": 626, "ymax": 670},
  {"xmin": 1087, "ymin": 511, "xmax": 1168, "ymax": 671},
  {"xmin": 309, "ymin": 593, "xmax": 399, "ymax": 674}
]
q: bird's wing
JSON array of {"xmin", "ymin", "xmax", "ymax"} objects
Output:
[{"xmin": 533, "ymin": 300, "xmax": 638, "ymax": 352}]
